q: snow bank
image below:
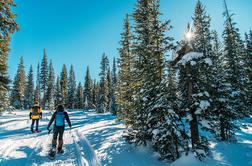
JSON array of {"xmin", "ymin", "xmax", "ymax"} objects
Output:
[{"xmin": 171, "ymin": 153, "xmax": 203, "ymax": 166}]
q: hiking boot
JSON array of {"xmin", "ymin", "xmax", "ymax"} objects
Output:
[{"xmin": 57, "ymin": 148, "xmax": 64, "ymax": 154}]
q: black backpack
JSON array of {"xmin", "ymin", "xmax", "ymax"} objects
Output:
[{"xmin": 32, "ymin": 106, "xmax": 40, "ymax": 116}]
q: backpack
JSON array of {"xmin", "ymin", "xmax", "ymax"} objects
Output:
[
  {"xmin": 32, "ymin": 107, "xmax": 39, "ymax": 116},
  {"xmin": 55, "ymin": 112, "xmax": 65, "ymax": 126}
]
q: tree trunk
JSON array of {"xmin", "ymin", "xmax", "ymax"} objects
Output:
[
  {"xmin": 220, "ymin": 116, "xmax": 226, "ymax": 141},
  {"xmin": 190, "ymin": 110, "xmax": 200, "ymax": 149},
  {"xmin": 187, "ymin": 64, "xmax": 200, "ymax": 149}
]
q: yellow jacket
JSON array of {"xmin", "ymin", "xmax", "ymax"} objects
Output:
[{"xmin": 29, "ymin": 106, "xmax": 42, "ymax": 120}]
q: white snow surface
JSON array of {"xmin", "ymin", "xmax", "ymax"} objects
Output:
[
  {"xmin": 0, "ymin": 110, "xmax": 252, "ymax": 166},
  {"xmin": 0, "ymin": 110, "xmax": 166, "ymax": 166},
  {"xmin": 177, "ymin": 52, "xmax": 203, "ymax": 65}
]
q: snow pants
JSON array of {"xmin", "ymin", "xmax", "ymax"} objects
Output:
[
  {"xmin": 52, "ymin": 126, "xmax": 64, "ymax": 150},
  {"xmin": 31, "ymin": 119, "xmax": 39, "ymax": 132}
]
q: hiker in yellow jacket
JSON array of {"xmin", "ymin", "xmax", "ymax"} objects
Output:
[{"xmin": 29, "ymin": 101, "xmax": 42, "ymax": 133}]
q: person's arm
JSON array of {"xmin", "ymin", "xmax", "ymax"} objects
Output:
[
  {"xmin": 64, "ymin": 112, "xmax": 72, "ymax": 128},
  {"xmin": 47, "ymin": 112, "xmax": 56, "ymax": 130},
  {"xmin": 39, "ymin": 107, "xmax": 42, "ymax": 119},
  {"xmin": 29, "ymin": 108, "xmax": 32, "ymax": 119}
]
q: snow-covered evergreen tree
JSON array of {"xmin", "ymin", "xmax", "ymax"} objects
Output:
[
  {"xmin": 0, "ymin": 0, "xmax": 18, "ymax": 113},
  {"xmin": 117, "ymin": 14, "xmax": 134, "ymax": 122},
  {"xmin": 91, "ymin": 80, "xmax": 98, "ymax": 108},
  {"xmin": 244, "ymin": 30, "xmax": 252, "ymax": 112},
  {"xmin": 127, "ymin": 0, "xmax": 174, "ymax": 146},
  {"xmin": 218, "ymin": 0, "xmax": 247, "ymax": 140},
  {"xmin": 149, "ymin": 67, "xmax": 189, "ymax": 160},
  {"xmin": 109, "ymin": 58, "xmax": 117, "ymax": 115},
  {"xmin": 60, "ymin": 64, "xmax": 68, "ymax": 107},
  {"xmin": 97, "ymin": 54, "xmax": 109, "ymax": 113},
  {"xmin": 11, "ymin": 57, "xmax": 26, "ymax": 109},
  {"xmin": 183, "ymin": 0, "xmax": 214, "ymax": 156},
  {"xmin": 24, "ymin": 65, "xmax": 34, "ymax": 109},
  {"xmin": 84, "ymin": 66, "xmax": 93, "ymax": 109},
  {"xmin": 54, "ymin": 76, "xmax": 62, "ymax": 107},
  {"xmin": 76, "ymin": 82, "xmax": 84, "ymax": 109},
  {"xmin": 68, "ymin": 65, "xmax": 76, "ymax": 109},
  {"xmin": 47, "ymin": 60, "xmax": 55, "ymax": 110},
  {"xmin": 106, "ymin": 67, "xmax": 112, "ymax": 111},
  {"xmin": 34, "ymin": 63, "xmax": 41, "ymax": 103},
  {"xmin": 40, "ymin": 49, "xmax": 49, "ymax": 107}
]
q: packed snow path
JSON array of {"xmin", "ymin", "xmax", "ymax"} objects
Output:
[
  {"xmin": 0, "ymin": 110, "xmax": 167, "ymax": 166},
  {"xmin": 0, "ymin": 110, "xmax": 102, "ymax": 166},
  {"xmin": 1, "ymin": 109, "xmax": 252, "ymax": 166}
]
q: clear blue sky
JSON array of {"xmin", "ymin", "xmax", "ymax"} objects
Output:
[{"xmin": 9, "ymin": 0, "xmax": 252, "ymax": 83}]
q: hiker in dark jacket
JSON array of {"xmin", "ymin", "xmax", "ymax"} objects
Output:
[
  {"xmin": 29, "ymin": 101, "xmax": 42, "ymax": 133},
  {"xmin": 47, "ymin": 105, "xmax": 72, "ymax": 153}
]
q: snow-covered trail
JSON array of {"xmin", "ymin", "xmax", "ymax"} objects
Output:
[
  {"xmin": 2, "ymin": 109, "xmax": 251, "ymax": 166},
  {"xmin": 0, "ymin": 110, "xmax": 101, "ymax": 166},
  {"xmin": 0, "ymin": 109, "xmax": 168, "ymax": 166}
]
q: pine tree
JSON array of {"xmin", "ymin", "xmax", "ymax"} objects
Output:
[
  {"xmin": 60, "ymin": 64, "xmax": 68, "ymax": 107},
  {"xmin": 76, "ymin": 82, "xmax": 84, "ymax": 109},
  {"xmin": 128, "ymin": 0, "xmax": 174, "ymax": 146},
  {"xmin": 106, "ymin": 67, "xmax": 112, "ymax": 111},
  {"xmin": 54, "ymin": 76, "xmax": 62, "ymax": 107},
  {"xmin": 244, "ymin": 30, "xmax": 252, "ymax": 112},
  {"xmin": 11, "ymin": 57, "xmax": 26, "ymax": 109},
  {"xmin": 68, "ymin": 65, "xmax": 76, "ymax": 109},
  {"xmin": 34, "ymin": 63, "xmax": 41, "ymax": 103},
  {"xmin": 123, "ymin": 0, "xmax": 152, "ymax": 145},
  {"xmin": 47, "ymin": 60, "xmax": 55, "ymax": 110},
  {"xmin": 0, "ymin": 0, "xmax": 18, "ymax": 113},
  {"xmin": 150, "ymin": 67, "xmax": 189, "ymax": 160},
  {"xmin": 40, "ymin": 48, "xmax": 48, "ymax": 107},
  {"xmin": 110, "ymin": 58, "xmax": 117, "ymax": 115},
  {"xmin": 209, "ymin": 31, "xmax": 230, "ymax": 141},
  {"xmin": 84, "ymin": 66, "xmax": 93, "ymax": 109},
  {"xmin": 182, "ymin": 0, "xmax": 214, "ymax": 156},
  {"xmin": 117, "ymin": 14, "xmax": 134, "ymax": 122},
  {"xmin": 91, "ymin": 80, "xmax": 97, "ymax": 108},
  {"xmin": 97, "ymin": 53, "xmax": 109, "ymax": 113},
  {"xmin": 219, "ymin": 0, "xmax": 247, "ymax": 140},
  {"xmin": 24, "ymin": 65, "xmax": 34, "ymax": 109}
]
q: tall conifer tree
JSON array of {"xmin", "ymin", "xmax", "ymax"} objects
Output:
[
  {"xmin": 84, "ymin": 66, "xmax": 93, "ymax": 109},
  {"xmin": 47, "ymin": 60, "xmax": 55, "ymax": 109},
  {"xmin": 97, "ymin": 53, "xmax": 109, "ymax": 113},
  {"xmin": 0, "ymin": 0, "xmax": 18, "ymax": 113},
  {"xmin": 34, "ymin": 63, "xmax": 41, "ymax": 103},
  {"xmin": 68, "ymin": 65, "xmax": 76, "ymax": 109},
  {"xmin": 40, "ymin": 49, "xmax": 48, "ymax": 107},
  {"xmin": 11, "ymin": 57, "xmax": 26, "ymax": 109},
  {"xmin": 24, "ymin": 65, "xmax": 34, "ymax": 109},
  {"xmin": 60, "ymin": 64, "xmax": 68, "ymax": 107}
]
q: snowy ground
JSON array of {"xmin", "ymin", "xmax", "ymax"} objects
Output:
[{"xmin": 0, "ymin": 109, "xmax": 252, "ymax": 166}]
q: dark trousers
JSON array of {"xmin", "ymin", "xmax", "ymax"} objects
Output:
[
  {"xmin": 31, "ymin": 119, "xmax": 39, "ymax": 131},
  {"xmin": 52, "ymin": 126, "xmax": 65, "ymax": 149}
]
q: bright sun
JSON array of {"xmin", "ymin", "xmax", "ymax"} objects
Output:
[{"xmin": 185, "ymin": 31, "xmax": 193, "ymax": 41}]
